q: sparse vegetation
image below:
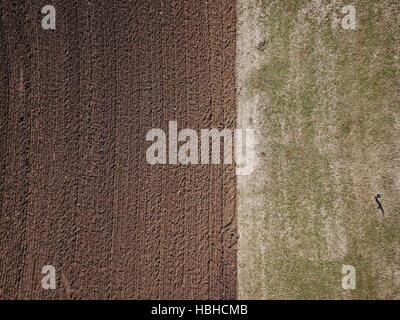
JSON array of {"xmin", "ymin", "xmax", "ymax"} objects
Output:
[{"xmin": 238, "ymin": 0, "xmax": 399, "ymax": 299}]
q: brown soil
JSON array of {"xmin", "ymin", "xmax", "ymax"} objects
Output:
[{"xmin": 0, "ymin": 0, "xmax": 236, "ymax": 299}]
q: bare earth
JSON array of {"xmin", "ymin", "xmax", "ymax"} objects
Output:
[{"xmin": 0, "ymin": 0, "xmax": 236, "ymax": 299}]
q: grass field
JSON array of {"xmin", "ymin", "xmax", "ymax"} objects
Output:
[{"xmin": 237, "ymin": 0, "xmax": 399, "ymax": 299}]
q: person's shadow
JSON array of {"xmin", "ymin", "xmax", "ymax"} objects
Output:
[{"xmin": 374, "ymin": 194, "xmax": 384, "ymax": 215}]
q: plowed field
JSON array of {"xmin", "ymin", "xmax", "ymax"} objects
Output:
[{"xmin": 0, "ymin": 0, "xmax": 236, "ymax": 299}]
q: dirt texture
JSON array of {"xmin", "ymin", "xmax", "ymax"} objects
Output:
[{"xmin": 0, "ymin": 0, "xmax": 236, "ymax": 299}]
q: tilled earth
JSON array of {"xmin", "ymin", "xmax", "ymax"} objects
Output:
[{"xmin": 0, "ymin": 0, "xmax": 236, "ymax": 299}]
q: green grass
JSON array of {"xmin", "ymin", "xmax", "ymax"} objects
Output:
[{"xmin": 239, "ymin": 0, "xmax": 399, "ymax": 299}]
